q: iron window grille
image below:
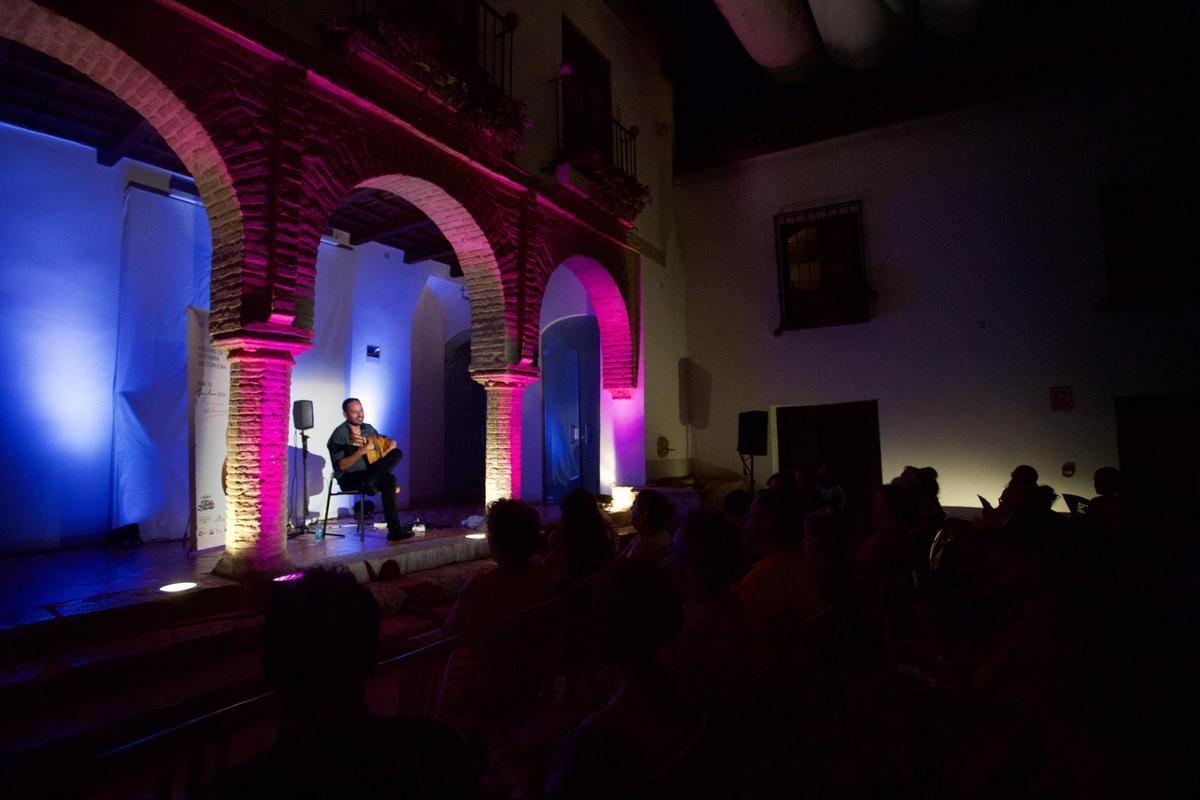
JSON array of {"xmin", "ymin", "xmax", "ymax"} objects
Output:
[{"xmin": 773, "ymin": 201, "xmax": 871, "ymax": 333}]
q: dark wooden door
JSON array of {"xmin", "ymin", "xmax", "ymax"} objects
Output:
[
  {"xmin": 444, "ymin": 336, "xmax": 485, "ymax": 500},
  {"xmin": 1115, "ymin": 395, "xmax": 1200, "ymax": 504},
  {"xmin": 776, "ymin": 400, "xmax": 882, "ymax": 523}
]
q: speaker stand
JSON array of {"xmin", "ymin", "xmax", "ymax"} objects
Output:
[
  {"xmin": 288, "ymin": 430, "xmax": 315, "ymax": 540},
  {"xmin": 740, "ymin": 453, "xmax": 757, "ymax": 493}
]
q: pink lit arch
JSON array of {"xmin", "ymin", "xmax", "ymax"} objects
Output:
[{"xmin": 557, "ymin": 255, "xmax": 638, "ymax": 398}]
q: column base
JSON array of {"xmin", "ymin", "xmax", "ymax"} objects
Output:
[{"xmin": 212, "ymin": 550, "xmax": 296, "ymax": 582}]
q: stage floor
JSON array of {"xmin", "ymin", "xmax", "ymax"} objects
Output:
[{"xmin": 0, "ymin": 502, "xmax": 552, "ymax": 630}]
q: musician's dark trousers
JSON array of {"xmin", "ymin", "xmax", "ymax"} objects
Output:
[{"xmin": 338, "ymin": 449, "xmax": 403, "ymax": 529}]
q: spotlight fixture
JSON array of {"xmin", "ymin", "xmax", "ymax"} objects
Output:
[
  {"xmin": 272, "ymin": 571, "xmax": 304, "ymax": 582},
  {"xmin": 159, "ymin": 581, "xmax": 198, "ymax": 593},
  {"xmin": 465, "ymin": 532, "xmax": 487, "ymax": 540}
]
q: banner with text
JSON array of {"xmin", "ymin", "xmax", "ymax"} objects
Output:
[{"xmin": 187, "ymin": 307, "xmax": 228, "ymax": 551}]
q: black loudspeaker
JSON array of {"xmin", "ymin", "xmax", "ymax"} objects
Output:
[
  {"xmin": 292, "ymin": 399, "xmax": 314, "ymax": 431},
  {"xmin": 737, "ymin": 411, "xmax": 768, "ymax": 456}
]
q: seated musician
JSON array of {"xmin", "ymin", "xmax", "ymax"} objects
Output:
[{"xmin": 327, "ymin": 397, "xmax": 410, "ymax": 541}]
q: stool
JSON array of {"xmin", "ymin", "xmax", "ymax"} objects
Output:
[{"xmin": 321, "ymin": 477, "xmax": 377, "ymax": 540}]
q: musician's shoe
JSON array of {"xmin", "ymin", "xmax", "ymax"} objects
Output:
[{"xmin": 387, "ymin": 525, "xmax": 414, "ymax": 542}]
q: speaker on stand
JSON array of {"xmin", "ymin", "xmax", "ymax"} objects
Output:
[
  {"xmin": 738, "ymin": 410, "xmax": 768, "ymax": 492},
  {"xmin": 288, "ymin": 400, "xmax": 315, "ymax": 539}
]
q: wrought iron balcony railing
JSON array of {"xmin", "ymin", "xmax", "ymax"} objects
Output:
[
  {"xmin": 552, "ymin": 72, "xmax": 638, "ymax": 179},
  {"xmin": 350, "ymin": 0, "xmax": 517, "ymax": 98}
]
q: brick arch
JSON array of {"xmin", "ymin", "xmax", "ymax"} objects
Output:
[
  {"xmin": 356, "ymin": 175, "xmax": 508, "ymax": 374},
  {"xmin": 553, "ymin": 255, "xmax": 638, "ymax": 398},
  {"xmin": 0, "ymin": 1, "xmax": 244, "ymax": 322}
]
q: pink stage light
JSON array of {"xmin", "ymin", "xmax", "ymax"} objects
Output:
[{"xmin": 272, "ymin": 571, "xmax": 305, "ymax": 582}]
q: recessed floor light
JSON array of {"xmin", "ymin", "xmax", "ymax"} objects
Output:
[
  {"xmin": 465, "ymin": 533, "xmax": 487, "ymax": 540},
  {"xmin": 159, "ymin": 581, "xmax": 198, "ymax": 593}
]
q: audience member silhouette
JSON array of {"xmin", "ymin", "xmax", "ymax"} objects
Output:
[
  {"xmin": 545, "ymin": 560, "xmax": 702, "ymax": 800},
  {"xmin": 444, "ymin": 499, "xmax": 553, "ymax": 635},
  {"xmin": 814, "ymin": 461, "xmax": 847, "ymax": 517},
  {"xmin": 1088, "ymin": 466, "xmax": 1127, "ymax": 529},
  {"xmin": 737, "ymin": 489, "xmax": 829, "ymax": 643},
  {"xmin": 804, "ymin": 511, "xmax": 853, "ymax": 587},
  {"xmin": 437, "ymin": 500, "xmax": 554, "ymax": 719},
  {"xmin": 722, "ymin": 488, "xmax": 752, "ymax": 525},
  {"xmin": 620, "ymin": 489, "xmax": 675, "ymax": 563},
  {"xmin": 853, "ymin": 483, "xmax": 918, "ymax": 577},
  {"xmin": 663, "ymin": 511, "xmax": 771, "ymax": 701},
  {"xmin": 203, "ymin": 566, "xmax": 473, "ymax": 799},
  {"xmin": 545, "ymin": 489, "xmax": 617, "ymax": 589},
  {"xmin": 985, "ymin": 464, "xmax": 1042, "ymax": 524}
]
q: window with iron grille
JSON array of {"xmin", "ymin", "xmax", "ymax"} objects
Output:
[{"xmin": 774, "ymin": 201, "xmax": 870, "ymax": 331}]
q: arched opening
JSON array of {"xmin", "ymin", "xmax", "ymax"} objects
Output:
[
  {"xmin": 0, "ymin": 13, "xmax": 238, "ymax": 554},
  {"xmin": 522, "ymin": 257, "xmax": 644, "ymax": 502},
  {"xmin": 442, "ymin": 330, "xmax": 486, "ymax": 503},
  {"xmin": 291, "ymin": 176, "xmax": 500, "ymax": 532},
  {"xmin": 542, "ymin": 315, "xmax": 602, "ymax": 502}
]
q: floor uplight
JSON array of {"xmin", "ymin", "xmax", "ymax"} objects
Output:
[
  {"xmin": 465, "ymin": 532, "xmax": 487, "ymax": 540},
  {"xmin": 159, "ymin": 581, "xmax": 198, "ymax": 593}
]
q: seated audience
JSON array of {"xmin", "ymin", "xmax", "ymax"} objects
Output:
[
  {"xmin": 813, "ymin": 461, "xmax": 847, "ymax": 517},
  {"xmin": 737, "ymin": 489, "xmax": 829, "ymax": 643},
  {"xmin": 444, "ymin": 499, "xmax": 553, "ymax": 635},
  {"xmin": 664, "ymin": 511, "xmax": 771, "ymax": 701},
  {"xmin": 620, "ymin": 489, "xmax": 675, "ymax": 564},
  {"xmin": 1087, "ymin": 466, "xmax": 1127, "ymax": 529},
  {"xmin": 203, "ymin": 566, "xmax": 472, "ymax": 799},
  {"xmin": 853, "ymin": 483, "xmax": 919, "ymax": 578},
  {"xmin": 544, "ymin": 489, "xmax": 617, "ymax": 589},
  {"xmin": 986, "ymin": 464, "xmax": 1042, "ymax": 524},
  {"xmin": 545, "ymin": 560, "xmax": 702, "ymax": 799},
  {"xmin": 804, "ymin": 511, "xmax": 853, "ymax": 587},
  {"xmin": 722, "ymin": 488, "xmax": 752, "ymax": 526}
]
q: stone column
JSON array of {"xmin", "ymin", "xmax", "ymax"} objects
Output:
[
  {"xmin": 474, "ymin": 369, "xmax": 538, "ymax": 504},
  {"xmin": 213, "ymin": 335, "xmax": 310, "ymax": 580}
]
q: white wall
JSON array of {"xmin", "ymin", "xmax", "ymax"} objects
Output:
[
  {"xmin": 677, "ymin": 78, "xmax": 1200, "ymax": 508},
  {"xmin": 407, "ymin": 276, "xmax": 471, "ymax": 504},
  {"xmin": 0, "ymin": 124, "xmax": 126, "ymax": 551}
]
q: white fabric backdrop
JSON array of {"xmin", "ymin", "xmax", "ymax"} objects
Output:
[{"xmin": 111, "ymin": 188, "xmax": 211, "ymax": 541}]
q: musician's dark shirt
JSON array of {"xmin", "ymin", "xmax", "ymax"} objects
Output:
[{"xmin": 328, "ymin": 420, "xmax": 380, "ymax": 479}]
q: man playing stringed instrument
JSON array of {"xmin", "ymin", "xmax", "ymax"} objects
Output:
[{"xmin": 327, "ymin": 398, "xmax": 410, "ymax": 541}]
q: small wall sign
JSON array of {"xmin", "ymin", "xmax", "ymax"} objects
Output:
[{"xmin": 1050, "ymin": 386, "xmax": 1074, "ymax": 412}]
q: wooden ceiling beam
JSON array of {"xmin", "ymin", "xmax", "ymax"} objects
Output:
[
  {"xmin": 97, "ymin": 117, "xmax": 152, "ymax": 166},
  {"xmin": 350, "ymin": 216, "xmax": 432, "ymax": 246},
  {"xmin": 402, "ymin": 239, "xmax": 455, "ymax": 264}
]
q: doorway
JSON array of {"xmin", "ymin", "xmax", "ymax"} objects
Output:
[
  {"xmin": 1115, "ymin": 395, "xmax": 1200, "ymax": 504},
  {"xmin": 543, "ymin": 316, "xmax": 600, "ymax": 502},
  {"xmin": 443, "ymin": 334, "xmax": 486, "ymax": 502},
  {"xmin": 776, "ymin": 400, "xmax": 882, "ymax": 524}
]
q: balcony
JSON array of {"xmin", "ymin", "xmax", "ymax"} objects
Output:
[
  {"xmin": 552, "ymin": 72, "xmax": 650, "ymax": 223},
  {"xmin": 334, "ymin": 0, "xmax": 527, "ymax": 155}
]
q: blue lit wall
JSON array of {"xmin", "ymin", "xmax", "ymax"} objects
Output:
[{"xmin": 0, "ymin": 123, "xmax": 126, "ymax": 551}]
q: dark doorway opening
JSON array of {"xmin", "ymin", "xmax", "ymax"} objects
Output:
[
  {"xmin": 776, "ymin": 400, "xmax": 882, "ymax": 525},
  {"xmin": 1115, "ymin": 395, "xmax": 1200, "ymax": 506},
  {"xmin": 443, "ymin": 334, "xmax": 486, "ymax": 502},
  {"xmin": 561, "ymin": 16, "xmax": 613, "ymax": 164},
  {"xmin": 543, "ymin": 316, "xmax": 601, "ymax": 503}
]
